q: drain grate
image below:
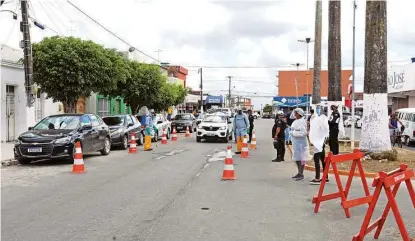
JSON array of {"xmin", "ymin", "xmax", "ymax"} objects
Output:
[{"xmin": 201, "ymin": 207, "xmax": 210, "ymax": 210}]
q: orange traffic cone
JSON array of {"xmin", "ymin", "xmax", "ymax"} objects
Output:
[
  {"xmin": 171, "ymin": 127, "xmax": 178, "ymax": 141},
  {"xmin": 249, "ymin": 130, "xmax": 257, "ymax": 150},
  {"xmin": 129, "ymin": 133, "xmax": 137, "ymax": 153},
  {"xmin": 185, "ymin": 126, "xmax": 191, "ymax": 137},
  {"xmin": 241, "ymin": 135, "xmax": 249, "ymax": 158},
  {"xmin": 222, "ymin": 145, "xmax": 236, "ymax": 180},
  {"xmin": 161, "ymin": 128, "xmax": 168, "ymax": 144},
  {"xmin": 72, "ymin": 141, "xmax": 86, "ymax": 174}
]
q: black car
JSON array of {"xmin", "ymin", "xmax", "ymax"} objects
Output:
[
  {"xmin": 102, "ymin": 114, "xmax": 143, "ymax": 149},
  {"xmin": 171, "ymin": 113, "xmax": 197, "ymax": 133},
  {"xmin": 14, "ymin": 114, "xmax": 111, "ymax": 165}
]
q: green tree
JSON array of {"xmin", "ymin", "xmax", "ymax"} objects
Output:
[
  {"xmin": 32, "ymin": 36, "xmax": 124, "ymax": 113},
  {"xmin": 152, "ymin": 83, "xmax": 187, "ymax": 112},
  {"xmin": 263, "ymin": 104, "xmax": 273, "ymax": 113},
  {"xmin": 115, "ymin": 61, "xmax": 165, "ymax": 114}
]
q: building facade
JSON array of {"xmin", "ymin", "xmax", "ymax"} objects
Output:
[{"xmin": 387, "ymin": 58, "xmax": 415, "ymax": 112}]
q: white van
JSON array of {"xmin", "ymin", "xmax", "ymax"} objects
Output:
[{"xmin": 395, "ymin": 108, "xmax": 415, "ymax": 145}]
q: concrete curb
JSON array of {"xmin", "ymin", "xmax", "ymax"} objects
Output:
[
  {"xmin": 304, "ymin": 164, "xmax": 379, "ymax": 178},
  {"xmin": 1, "ymin": 159, "xmax": 18, "ymax": 166}
]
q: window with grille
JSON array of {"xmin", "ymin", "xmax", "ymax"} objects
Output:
[{"xmin": 98, "ymin": 98, "xmax": 110, "ymax": 117}]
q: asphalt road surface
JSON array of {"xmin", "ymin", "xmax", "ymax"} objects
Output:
[{"xmin": 2, "ymin": 119, "xmax": 414, "ymax": 241}]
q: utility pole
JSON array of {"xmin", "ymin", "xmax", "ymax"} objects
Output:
[
  {"xmin": 20, "ymin": 0, "xmax": 35, "ymax": 107},
  {"xmin": 351, "ymin": 0, "xmax": 357, "ymax": 149},
  {"xmin": 312, "ymin": 0, "xmax": 322, "ymax": 113},
  {"xmin": 227, "ymin": 76, "xmax": 232, "ymax": 108},
  {"xmin": 199, "ymin": 68, "xmax": 203, "ymax": 113},
  {"xmin": 291, "ymin": 63, "xmax": 303, "ymax": 108},
  {"xmin": 154, "ymin": 49, "xmax": 164, "ymax": 62}
]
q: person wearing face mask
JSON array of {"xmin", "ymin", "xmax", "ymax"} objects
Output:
[
  {"xmin": 233, "ymin": 108, "xmax": 250, "ymax": 154},
  {"xmin": 290, "ymin": 108, "xmax": 311, "ymax": 181},
  {"xmin": 328, "ymin": 104, "xmax": 341, "ymax": 155}
]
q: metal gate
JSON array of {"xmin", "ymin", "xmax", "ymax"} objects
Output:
[{"xmin": 6, "ymin": 85, "xmax": 16, "ymax": 141}]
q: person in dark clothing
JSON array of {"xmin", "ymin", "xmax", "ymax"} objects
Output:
[
  {"xmin": 272, "ymin": 111, "xmax": 287, "ymax": 162},
  {"xmin": 247, "ymin": 109, "xmax": 255, "ymax": 143},
  {"xmin": 328, "ymin": 105, "xmax": 341, "ymax": 155}
]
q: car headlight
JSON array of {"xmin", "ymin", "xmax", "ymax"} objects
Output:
[
  {"xmin": 14, "ymin": 139, "xmax": 21, "ymax": 144},
  {"xmin": 220, "ymin": 126, "xmax": 226, "ymax": 130},
  {"xmin": 54, "ymin": 136, "xmax": 71, "ymax": 144},
  {"xmin": 198, "ymin": 125, "xmax": 203, "ymax": 129}
]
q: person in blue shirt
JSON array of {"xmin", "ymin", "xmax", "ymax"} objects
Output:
[
  {"xmin": 233, "ymin": 108, "xmax": 250, "ymax": 154},
  {"xmin": 389, "ymin": 113, "xmax": 404, "ymax": 141}
]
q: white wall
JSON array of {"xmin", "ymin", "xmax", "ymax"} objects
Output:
[{"xmin": 0, "ymin": 63, "xmax": 36, "ymax": 142}]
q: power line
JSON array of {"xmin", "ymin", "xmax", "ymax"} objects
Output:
[
  {"xmin": 66, "ymin": 0, "xmax": 159, "ymax": 63},
  {"xmin": 38, "ymin": 0, "xmax": 63, "ymax": 35}
]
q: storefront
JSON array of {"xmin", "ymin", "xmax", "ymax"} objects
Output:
[{"xmin": 388, "ymin": 58, "xmax": 415, "ymax": 113}]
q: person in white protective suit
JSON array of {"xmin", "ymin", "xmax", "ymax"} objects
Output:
[
  {"xmin": 290, "ymin": 108, "xmax": 311, "ymax": 181},
  {"xmin": 308, "ymin": 106, "xmax": 330, "ymax": 185}
]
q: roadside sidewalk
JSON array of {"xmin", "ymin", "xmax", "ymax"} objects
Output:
[{"xmin": 1, "ymin": 142, "xmax": 16, "ymax": 164}]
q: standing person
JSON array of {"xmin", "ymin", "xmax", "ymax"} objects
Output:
[
  {"xmin": 233, "ymin": 108, "xmax": 250, "ymax": 154},
  {"xmin": 328, "ymin": 105, "xmax": 341, "ymax": 155},
  {"xmin": 309, "ymin": 107, "xmax": 330, "ymax": 185},
  {"xmin": 307, "ymin": 109, "xmax": 315, "ymax": 132},
  {"xmin": 247, "ymin": 109, "xmax": 255, "ymax": 143},
  {"xmin": 285, "ymin": 107, "xmax": 295, "ymax": 145},
  {"xmin": 272, "ymin": 111, "xmax": 287, "ymax": 162},
  {"xmin": 290, "ymin": 108, "xmax": 311, "ymax": 181},
  {"xmin": 144, "ymin": 109, "xmax": 154, "ymax": 151},
  {"xmin": 389, "ymin": 113, "xmax": 404, "ymax": 141}
]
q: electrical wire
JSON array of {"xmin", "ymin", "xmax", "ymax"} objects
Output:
[
  {"xmin": 37, "ymin": 0, "xmax": 63, "ymax": 35},
  {"xmin": 1, "ymin": 0, "xmax": 19, "ymax": 45},
  {"xmin": 66, "ymin": 0, "xmax": 159, "ymax": 63},
  {"xmin": 42, "ymin": 0, "xmax": 70, "ymax": 33}
]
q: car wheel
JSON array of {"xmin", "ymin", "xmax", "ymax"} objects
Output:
[
  {"xmin": 229, "ymin": 133, "xmax": 232, "ymax": 140},
  {"xmin": 189, "ymin": 127, "xmax": 193, "ymax": 133},
  {"xmin": 223, "ymin": 137, "xmax": 229, "ymax": 143},
  {"xmin": 166, "ymin": 129, "xmax": 171, "ymax": 139},
  {"xmin": 196, "ymin": 137, "xmax": 201, "ymax": 142},
  {"xmin": 405, "ymin": 136, "xmax": 411, "ymax": 146},
  {"xmin": 100, "ymin": 137, "xmax": 111, "ymax": 155},
  {"xmin": 122, "ymin": 135, "xmax": 129, "ymax": 150},
  {"xmin": 17, "ymin": 159, "xmax": 32, "ymax": 165},
  {"xmin": 153, "ymin": 131, "xmax": 158, "ymax": 142}
]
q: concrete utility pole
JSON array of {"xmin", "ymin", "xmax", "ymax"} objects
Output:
[
  {"xmin": 298, "ymin": 38, "xmax": 314, "ymax": 114},
  {"xmin": 227, "ymin": 76, "xmax": 232, "ymax": 108},
  {"xmin": 312, "ymin": 0, "xmax": 322, "ymax": 108},
  {"xmin": 291, "ymin": 63, "xmax": 303, "ymax": 108},
  {"xmin": 20, "ymin": 0, "xmax": 35, "ymax": 107},
  {"xmin": 351, "ymin": 1, "xmax": 357, "ymax": 149},
  {"xmin": 199, "ymin": 68, "xmax": 203, "ymax": 113}
]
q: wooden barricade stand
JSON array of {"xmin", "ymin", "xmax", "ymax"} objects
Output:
[
  {"xmin": 312, "ymin": 149, "xmax": 372, "ymax": 218},
  {"xmin": 352, "ymin": 164, "xmax": 415, "ymax": 241}
]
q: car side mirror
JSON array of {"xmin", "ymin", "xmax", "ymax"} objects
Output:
[
  {"xmin": 157, "ymin": 121, "xmax": 163, "ymax": 124},
  {"xmin": 28, "ymin": 126, "xmax": 33, "ymax": 130},
  {"xmin": 128, "ymin": 123, "xmax": 134, "ymax": 127},
  {"xmin": 80, "ymin": 125, "xmax": 92, "ymax": 131}
]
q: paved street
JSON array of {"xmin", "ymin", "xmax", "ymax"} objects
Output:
[{"xmin": 2, "ymin": 119, "xmax": 414, "ymax": 241}]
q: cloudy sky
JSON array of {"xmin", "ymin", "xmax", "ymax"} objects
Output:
[{"xmin": 1, "ymin": 0, "xmax": 414, "ymax": 109}]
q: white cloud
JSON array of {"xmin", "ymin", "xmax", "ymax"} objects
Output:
[{"xmin": 1, "ymin": 0, "xmax": 414, "ymax": 109}]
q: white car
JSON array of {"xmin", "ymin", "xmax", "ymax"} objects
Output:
[
  {"xmin": 344, "ymin": 116, "xmax": 361, "ymax": 127},
  {"xmin": 152, "ymin": 114, "xmax": 171, "ymax": 141},
  {"xmin": 196, "ymin": 113, "xmax": 233, "ymax": 143}
]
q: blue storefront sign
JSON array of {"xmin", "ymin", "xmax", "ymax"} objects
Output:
[
  {"xmin": 206, "ymin": 96, "xmax": 223, "ymax": 104},
  {"xmin": 273, "ymin": 96, "xmax": 309, "ymax": 107}
]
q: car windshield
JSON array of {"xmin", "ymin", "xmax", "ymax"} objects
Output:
[
  {"xmin": 204, "ymin": 115, "xmax": 226, "ymax": 123},
  {"xmin": 34, "ymin": 115, "xmax": 81, "ymax": 130},
  {"xmin": 175, "ymin": 114, "xmax": 191, "ymax": 120},
  {"xmin": 103, "ymin": 116, "xmax": 124, "ymax": 126}
]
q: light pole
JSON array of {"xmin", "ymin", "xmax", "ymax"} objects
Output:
[
  {"xmin": 351, "ymin": 1, "xmax": 357, "ymax": 149},
  {"xmin": 298, "ymin": 38, "xmax": 314, "ymax": 114},
  {"xmin": 291, "ymin": 63, "xmax": 304, "ymax": 108}
]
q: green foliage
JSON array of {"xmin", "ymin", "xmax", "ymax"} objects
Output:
[
  {"xmin": 32, "ymin": 36, "xmax": 121, "ymax": 113},
  {"xmin": 263, "ymin": 104, "xmax": 273, "ymax": 113},
  {"xmin": 152, "ymin": 82, "xmax": 187, "ymax": 112}
]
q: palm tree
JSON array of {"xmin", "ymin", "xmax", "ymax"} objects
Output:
[
  {"xmin": 312, "ymin": 0, "xmax": 322, "ymax": 105},
  {"xmin": 359, "ymin": 1, "xmax": 391, "ymax": 152},
  {"xmin": 327, "ymin": 1, "xmax": 342, "ymax": 104}
]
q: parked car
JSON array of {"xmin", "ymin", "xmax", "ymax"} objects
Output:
[
  {"xmin": 196, "ymin": 113, "xmax": 233, "ymax": 143},
  {"xmin": 344, "ymin": 115, "xmax": 361, "ymax": 127},
  {"xmin": 262, "ymin": 113, "xmax": 273, "ymax": 119},
  {"xmin": 14, "ymin": 114, "xmax": 111, "ymax": 165},
  {"xmin": 153, "ymin": 114, "xmax": 171, "ymax": 141},
  {"xmin": 102, "ymin": 114, "xmax": 143, "ymax": 149},
  {"xmin": 252, "ymin": 112, "xmax": 260, "ymax": 119},
  {"xmin": 171, "ymin": 113, "xmax": 197, "ymax": 133}
]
